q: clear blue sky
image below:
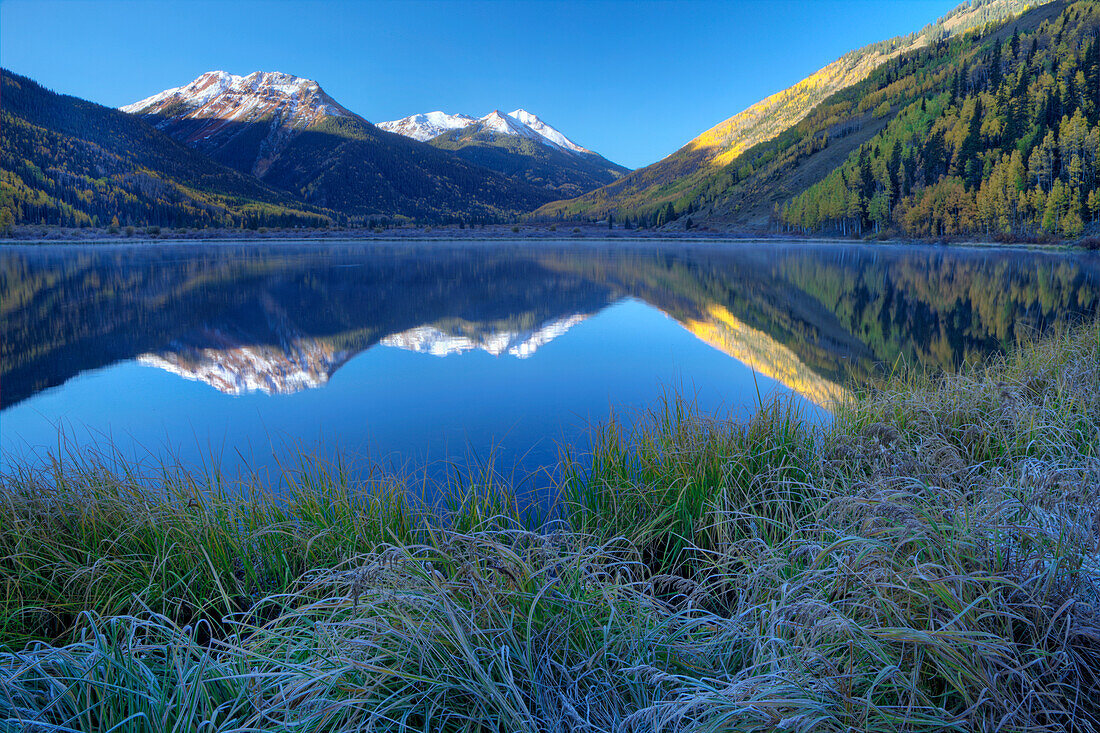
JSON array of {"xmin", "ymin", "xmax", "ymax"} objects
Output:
[{"xmin": 1, "ymin": 0, "xmax": 960, "ymax": 169}]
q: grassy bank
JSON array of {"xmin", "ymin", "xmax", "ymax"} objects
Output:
[{"xmin": 2, "ymin": 324, "xmax": 1098, "ymax": 731}]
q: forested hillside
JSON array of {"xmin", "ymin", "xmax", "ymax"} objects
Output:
[
  {"xmin": 567, "ymin": 0, "xmax": 1100, "ymax": 242},
  {"xmin": 532, "ymin": 0, "xmax": 1056, "ymax": 228},
  {"xmin": 243, "ymin": 114, "xmax": 556, "ymax": 222},
  {"xmin": 5, "ymin": 0, "xmax": 1093, "ymax": 236},
  {"xmin": 780, "ymin": 0, "xmax": 1100, "ymax": 238},
  {"xmin": 0, "ymin": 71, "xmax": 332, "ymax": 230}
]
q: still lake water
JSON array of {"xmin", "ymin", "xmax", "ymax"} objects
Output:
[{"xmin": 3, "ymin": 240, "xmax": 1099, "ymax": 496}]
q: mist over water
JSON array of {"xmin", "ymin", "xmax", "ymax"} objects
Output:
[{"xmin": 3, "ymin": 240, "xmax": 1098, "ymax": 497}]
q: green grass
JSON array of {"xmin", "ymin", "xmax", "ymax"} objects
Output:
[{"xmin": 2, "ymin": 323, "xmax": 1098, "ymax": 731}]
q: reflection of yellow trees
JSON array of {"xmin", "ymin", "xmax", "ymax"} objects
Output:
[{"xmin": 682, "ymin": 304, "xmax": 850, "ymax": 409}]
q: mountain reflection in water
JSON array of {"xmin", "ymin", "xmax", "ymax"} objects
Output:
[{"xmin": 2, "ymin": 240, "xmax": 1098, "ymax": 482}]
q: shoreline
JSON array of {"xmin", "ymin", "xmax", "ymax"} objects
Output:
[{"xmin": 0, "ymin": 223, "xmax": 1088, "ymax": 251}]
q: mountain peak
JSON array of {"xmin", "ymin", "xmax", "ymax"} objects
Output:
[
  {"xmin": 379, "ymin": 106, "xmax": 593, "ymax": 156},
  {"xmin": 506, "ymin": 109, "xmax": 591, "ymax": 154},
  {"xmin": 477, "ymin": 109, "xmax": 540, "ymax": 139},
  {"xmin": 120, "ymin": 70, "xmax": 351, "ymax": 126},
  {"xmin": 377, "ymin": 110, "xmax": 477, "ymax": 141}
]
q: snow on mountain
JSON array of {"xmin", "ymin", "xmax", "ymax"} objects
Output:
[
  {"xmin": 138, "ymin": 330, "xmax": 349, "ymax": 396},
  {"xmin": 475, "ymin": 110, "xmax": 543, "ymax": 140},
  {"xmin": 507, "ymin": 109, "xmax": 592, "ymax": 154},
  {"xmin": 126, "ymin": 70, "xmax": 600, "ymax": 161},
  {"xmin": 120, "ymin": 70, "xmax": 352, "ymax": 130},
  {"xmin": 378, "ymin": 107, "xmax": 594, "ymax": 156},
  {"xmin": 377, "ymin": 111, "xmax": 477, "ymax": 141},
  {"xmin": 141, "ymin": 312, "xmax": 587, "ymax": 395},
  {"xmin": 380, "ymin": 314, "xmax": 588, "ymax": 359}
]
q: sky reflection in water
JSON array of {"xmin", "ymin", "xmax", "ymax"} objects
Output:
[{"xmin": 3, "ymin": 240, "xmax": 1098, "ymax": 498}]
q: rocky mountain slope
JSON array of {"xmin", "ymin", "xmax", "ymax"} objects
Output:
[
  {"xmin": 0, "ymin": 70, "xmax": 331, "ymax": 229},
  {"xmin": 381, "ymin": 108, "xmax": 629, "ymax": 197},
  {"xmin": 119, "ymin": 71, "xmax": 554, "ymax": 221}
]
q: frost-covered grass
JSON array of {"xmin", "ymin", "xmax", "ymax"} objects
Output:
[{"xmin": 2, "ymin": 323, "xmax": 1099, "ymax": 731}]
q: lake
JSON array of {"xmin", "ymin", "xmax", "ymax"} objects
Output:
[{"xmin": 3, "ymin": 240, "xmax": 1098, "ymax": 499}]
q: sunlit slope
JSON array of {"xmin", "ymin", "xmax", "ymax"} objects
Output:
[{"xmin": 533, "ymin": 0, "xmax": 1051, "ymax": 223}]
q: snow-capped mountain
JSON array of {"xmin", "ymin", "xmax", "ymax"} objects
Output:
[
  {"xmin": 119, "ymin": 70, "xmax": 358, "ymax": 178},
  {"xmin": 377, "ymin": 111, "xmax": 477, "ymax": 141},
  {"xmin": 507, "ymin": 109, "xmax": 592, "ymax": 154},
  {"xmin": 119, "ymin": 70, "xmax": 551, "ymax": 215},
  {"xmin": 380, "ymin": 314, "xmax": 588, "ymax": 359},
  {"xmin": 121, "ymin": 71, "xmax": 353, "ymax": 132},
  {"xmin": 476, "ymin": 110, "xmax": 545, "ymax": 141},
  {"xmin": 379, "ymin": 108, "xmax": 593, "ymax": 156},
  {"xmin": 425, "ymin": 108, "xmax": 630, "ymax": 197}
]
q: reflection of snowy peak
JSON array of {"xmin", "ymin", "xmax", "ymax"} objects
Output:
[
  {"xmin": 139, "ymin": 334, "xmax": 347, "ymax": 395},
  {"xmin": 137, "ymin": 309, "xmax": 349, "ymax": 396},
  {"xmin": 381, "ymin": 314, "xmax": 588, "ymax": 359}
]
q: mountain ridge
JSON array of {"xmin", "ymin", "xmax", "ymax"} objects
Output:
[
  {"xmin": 380, "ymin": 108, "xmax": 596, "ymax": 155},
  {"xmin": 397, "ymin": 108, "xmax": 630, "ymax": 198},
  {"xmin": 120, "ymin": 71, "xmax": 624, "ymax": 210},
  {"xmin": 0, "ymin": 69, "xmax": 333, "ymax": 229},
  {"xmin": 533, "ymin": 0, "xmax": 1056, "ymax": 224},
  {"xmin": 117, "ymin": 70, "xmax": 556, "ymax": 220}
]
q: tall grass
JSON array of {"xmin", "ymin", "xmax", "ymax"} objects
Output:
[{"xmin": 2, "ymin": 323, "xmax": 1098, "ymax": 731}]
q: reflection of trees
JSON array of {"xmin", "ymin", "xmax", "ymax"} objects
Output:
[
  {"xmin": 773, "ymin": 249, "xmax": 1100, "ymax": 373},
  {"xmin": 0, "ymin": 244, "xmax": 615, "ymax": 407},
  {"xmin": 541, "ymin": 245, "xmax": 1100, "ymax": 382},
  {"xmin": 2, "ymin": 243, "xmax": 1098, "ymax": 409}
]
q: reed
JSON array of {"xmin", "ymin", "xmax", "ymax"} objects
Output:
[{"xmin": 2, "ymin": 323, "xmax": 1098, "ymax": 731}]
